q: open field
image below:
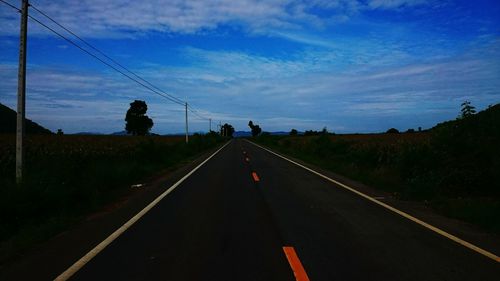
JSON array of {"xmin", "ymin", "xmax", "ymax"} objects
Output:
[
  {"xmin": 254, "ymin": 107, "xmax": 500, "ymax": 233},
  {"xmin": 0, "ymin": 133, "xmax": 223, "ymax": 262}
]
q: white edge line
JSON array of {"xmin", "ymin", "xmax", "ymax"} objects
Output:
[
  {"xmin": 54, "ymin": 140, "xmax": 232, "ymax": 281},
  {"xmin": 245, "ymin": 139, "xmax": 500, "ymax": 263}
]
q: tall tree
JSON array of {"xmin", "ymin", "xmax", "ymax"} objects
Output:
[
  {"xmin": 248, "ymin": 120, "xmax": 262, "ymax": 137},
  {"xmin": 125, "ymin": 100, "xmax": 154, "ymax": 136},
  {"xmin": 460, "ymin": 100, "xmax": 476, "ymax": 118},
  {"xmin": 221, "ymin": 123, "xmax": 235, "ymax": 137}
]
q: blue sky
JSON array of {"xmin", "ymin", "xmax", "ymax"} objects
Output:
[{"xmin": 0, "ymin": 0, "xmax": 499, "ymax": 134}]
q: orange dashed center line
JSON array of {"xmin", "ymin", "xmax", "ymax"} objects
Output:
[
  {"xmin": 252, "ymin": 172, "xmax": 260, "ymax": 182},
  {"xmin": 283, "ymin": 246, "xmax": 310, "ymax": 281}
]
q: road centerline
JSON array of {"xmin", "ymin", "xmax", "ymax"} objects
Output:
[
  {"xmin": 283, "ymin": 246, "xmax": 310, "ymax": 281},
  {"xmin": 252, "ymin": 171, "xmax": 260, "ymax": 182}
]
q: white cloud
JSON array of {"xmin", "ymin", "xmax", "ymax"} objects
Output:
[
  {"xmin": 0, "ymin": 0, "xmax": 433, "ymax": 39},
  {"xmin": 368, "ymin": 0, "xmax": 429, "ymax": 10}
]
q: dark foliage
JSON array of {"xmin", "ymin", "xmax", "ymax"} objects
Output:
[
  {"xmin": 289, "ymin": 129, "xmax": 298, "ymax": 136},
  {"xmin": 248, "ymin": 121, "xmax": 262, "ymax": 137},
  {"xmin": 460, "ymin": 100, "xmax": 476, "ymax": 118},
  {"xmin": 125, "ymin": 100, "xmax": 154, "ymax": 136},
  {"xmin": 221, "ymin": 123, "xmax": 235, "ymax": 137},
  {"xmin": 386, "ymin": 128, "xmax": 400, "ymax": 134}
]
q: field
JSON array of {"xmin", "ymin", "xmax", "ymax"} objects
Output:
[
  {"xmin": 0, "ymin": 133, "xmax": 223, "ymax": 262},
  {"xmin": 254, "ymin": 106, "xmax": 500, "ymax": 233}
]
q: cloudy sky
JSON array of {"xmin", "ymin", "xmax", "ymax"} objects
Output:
[{"xmin": 0, "ymin": 0, "xmax": 499, "ymax": 134}]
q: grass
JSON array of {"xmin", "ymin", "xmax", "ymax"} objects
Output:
[
  {"xmin": 0, "ymin": 133, "xmax": 224, "ymax": 262},
  {"xmin": 253, "ymin": 105, "xmax": 500, "ymax": 233}
]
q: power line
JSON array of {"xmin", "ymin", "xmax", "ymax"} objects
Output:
[
  {"xmin": 29, "ymin": 3, "xmax": 185, "ymax": 106},
  {"xmin": 1, "ymin": 0, "xmax": 218, "ymax": 129},
  {"xmin": 187, "ymin": 104, "xmax": 209, "ymax": 120},
  {"xmin": 27, "ymin": 15, "xmax": 185, "ymax": 105},
  {"xmin": 1, "ymin": 0, "xmax": 184, "ymax": 105},
  {"xmin": 0, "ymin": 0, "xmax": 18, "ymax": 11}
]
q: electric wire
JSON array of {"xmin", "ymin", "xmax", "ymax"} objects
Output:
[
  {"xmin": 0, "ymin": 0, "xmax": 17, "ymax": 11},
  {"xmin": 1, "ymin": 0, "xmax": 184, "ymax": 105},
  {"xmin": 29, "ymin": 3, "xmax": 185, "ymax": 105},
  {"xmin": 1, "ymin": 0, "xmax": 216, "ymax": 126},
  {"xmin": 28, "ymin": 15, "xmax": 185, "ymax": 105}
]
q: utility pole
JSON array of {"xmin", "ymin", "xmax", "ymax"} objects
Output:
[
  {"xmin": 16, "ymin": 0, "xmax": 28, "ymax": 184},
  {"xmin": 209, "ymin": 118, "xmax": 211, "ymax": 133},
  {"xmin": 185, "ymin": 102, "xmax": 188, "ymax": 143}
]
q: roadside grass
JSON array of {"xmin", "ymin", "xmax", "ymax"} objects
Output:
[
  {"xmin": 253, "ymin": 105, "xmax": 500, "ymax": 233},
  {"xmin": 0, "ymin": 133, "xmax": 224, "ymax": 263}
]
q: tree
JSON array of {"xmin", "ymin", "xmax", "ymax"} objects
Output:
[
  {"xmin": 289, "ymin": 129, "xmax": 298, "ymax": 136},
  {"xmin": 321, "ymin": 127, "xmax": 328, "ymax": 135},
  {"xmin": 221, "ymin": 123, "xmax": 235, "ymax": 137},
  {"xmin": 56, "ymin": 129, "xmax": 64, "ymax": 135},
  {"xmin": 386, "ymin": 128, "xmax": 400, "ymax": 134},
  {"xmin": 460, "ymin": 100, "xmax": 476, "ymax": 118},
  {"xmin": 125, "ymin": 100, "xmax": 153, "ymax": 136},
  {"xmin": 248, "ymin": 120, "xmax": 262, "ymax": 137}
]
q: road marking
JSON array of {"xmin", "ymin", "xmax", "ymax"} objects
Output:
[
  {"xmin": 283, "ymin": 246, "xmax": 310, "ymax": 281},
  {"xmin": 252, "ymin": 172, "xmax": 260, "ymax": 182},
  {"xmin": 246, "ymin": 140, "xmax": 500, "ymax": 263},
  {"xmin": 245, "ymin": 157, "xmax": 250, "ymax": 163},
  {"xmin": 54, "ymin": 141, "xmax": 232, "ymax": 281}
]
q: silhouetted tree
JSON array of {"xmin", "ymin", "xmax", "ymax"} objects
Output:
[
  {"xmin": 460, "ymin": 100, "xmax": 476, "ymax": 118},
  {"xmin": 290, "ymin": 129, "xmax": 298, "ymax": 136},
  {"xmin": 56, "ymin": 129, "xmax": 64, "ymax": 135},
  {"xmin": 248, "ymin": 120, "xmax": 262, "ymax": 137},
  {"xmin": 248, "ymin": 121, "xmax": 262, "ymax": 137},
  {"xmin": 304, "ymin": 130, "xmax": 318, "ymax": 136},
  {"xmin": 221, "ymin": 123, "xmax": 235, "ymax": 137},
  {"xmin": 125, "ymin": 100, "xmax": 154, "ymax": 136},
  {"xmin": 386, "ymin": 128, "xmax": 400, "ymax": 134}
]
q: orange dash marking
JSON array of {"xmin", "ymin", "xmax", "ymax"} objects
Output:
[
  {"xmin": 283, "ymin": 246, "xmax": 310, "ymax": 281},
  {"xmin": 252, "ymin": 172, "xmax": 260, "ymax": 182}
]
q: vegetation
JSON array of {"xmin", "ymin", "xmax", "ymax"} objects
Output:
[
  {"xmin": 0, "ymin": 133, "xmax": 224, "ymax": 262},
  {"xmin": 460, "ymin": 100, "xmax": 476, "ymax": 118},
  {"xmin": 125, "ymin": 100, "xmax": 154, "ymax": 136},
  {"xmin": 254, "ymin": 104, "xmax": 500, "ymax": 232},
  {"xmin": 221, "ymin": 123, "xmax": 235, "ymax": 137},
  {"xmin": 0, "ymin": 103, "xmax": 52, "ymax": 134},
  {"xmin": 248, "ymin": 121, "xmax": 262, "ymax": 137},
  {"xmin": 386, "ymin": 128, "xmax": 400, "ymax": 134}
]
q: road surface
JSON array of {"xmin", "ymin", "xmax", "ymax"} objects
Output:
[{"xmin": 9, "ymin": 139, "xmax": 500, "ymax": 280}]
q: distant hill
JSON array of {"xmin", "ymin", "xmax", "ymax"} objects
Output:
[
  {"xmin": 0, "ymin": 103, "xmax": 52, "ymax": 134},
  {"xmin": 72, "ymin": 132, "xmax": 103, "ymax": 135},
  {"xmin": 110, "ymin": 131, "xmax": 129, "ymax": 136},
  {"xmin": 233, "ymin": 131, "xmax": 251, "ymax": 137},
  {"xmin": 234, "ymin": 131, "xmax": 291, "ymax": 137}
]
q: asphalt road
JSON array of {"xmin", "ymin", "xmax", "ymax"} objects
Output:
[{"xmin": 53, "ymin": 139, "xmax": 500, "ymax": 280}]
